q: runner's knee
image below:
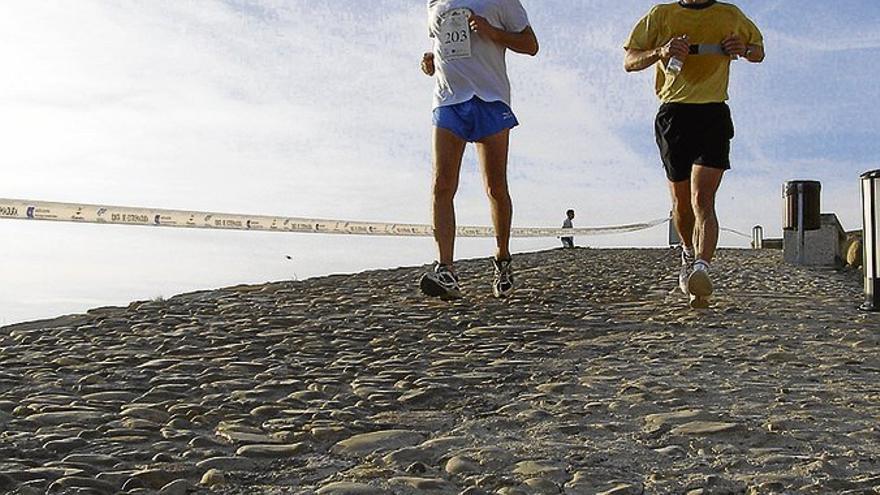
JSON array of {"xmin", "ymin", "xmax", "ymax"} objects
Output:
[
  {"xmin": 672, "ymin": 194, "xmax": 692, "ymax": 215},
  {"xmin": 433, "ymin": 176, "xmax": 459, "ymax": 201},
  {"xmin": 673, "ymin": 196, "xmax": 690, "ymax": 210},
  {"xmin": 484, "ymin": 180, "xmax": 510, "ymax": 202},
  {"xmin": 692, "ymin": 190, "xmax": 716, "ymax": 215}
]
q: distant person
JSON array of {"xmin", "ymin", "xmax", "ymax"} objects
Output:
[
  {"xmin": 561, "ymin": 209, "xmax": 575, "ymax": 248},
  {"xmin": 419, "ymin": 0, "xmax": 539, "ymax": 299},
  {"xmin": 623, "ymin": 0, "xmax": 764, "ymax": 308}
]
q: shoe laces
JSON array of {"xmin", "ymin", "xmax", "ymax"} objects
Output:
[
  {"xmin": 681, "ymin": 247, "xmax": 695, "ymax": 266},
  {"xmin": 493, "ymin": 258, "xmax": 512, "ymax": 275},
  {"xmin": 435, "ymin": 263, "xmax": 459, "ymax": 282},
  {"xmin": 493, "ymin": 260, "xmax": 513, "ymax": 290}
]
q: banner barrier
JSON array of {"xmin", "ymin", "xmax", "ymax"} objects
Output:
[
  {"xmin": 0, "ymin": 198, "xmax": 668, "ymax": 238},
  {"xmin": 720, "ymin": 227, "xmax": 752, "ymax": 240}
]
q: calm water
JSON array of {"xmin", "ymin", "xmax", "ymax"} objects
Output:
[{"xmin": 0, "ymin": 219, "xmax": 679, "ymax": 326}]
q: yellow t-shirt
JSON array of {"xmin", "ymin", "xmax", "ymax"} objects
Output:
[{"xmin": 624, "ymin": 1, "xmax": 763, "ymax": 103}]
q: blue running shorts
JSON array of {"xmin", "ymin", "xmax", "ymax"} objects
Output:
[{"xmin": 432, "ymin": 96, "xmax": 519, "ymax": 142}]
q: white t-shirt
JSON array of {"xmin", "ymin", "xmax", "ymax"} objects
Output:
[{"xmin": 427, "ymin": 0, "xmax": 530, "ymax": 109}]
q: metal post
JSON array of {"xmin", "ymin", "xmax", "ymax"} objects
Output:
[
  {"xmin": 861, "ymin": 170, "xmax": 880, "ymax": 311},
  {"xmin": 797, "ymin": 183, "xmax": 805, "ymax": 265},
  {"xmin": 752, "ymin": 225, "xmax": 764, "ymax": 249}
]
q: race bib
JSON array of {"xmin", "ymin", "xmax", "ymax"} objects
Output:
[{"xmin": 438, "ymin": 8, "xmax": 472, "ymax": 61}]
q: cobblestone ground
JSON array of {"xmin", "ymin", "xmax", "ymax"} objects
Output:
[{"xmin": 0, "ymin": 249, "xmax": 876, "ymax": 495}]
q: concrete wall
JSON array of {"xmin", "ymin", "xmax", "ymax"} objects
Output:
[{"xmin": 783, "ymin": 213, "xmax": 847, "ymax": 267}]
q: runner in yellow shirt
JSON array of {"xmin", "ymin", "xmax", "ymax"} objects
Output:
[{"xmin": 624, "ymin": 0, "xmax": 764, "ymax": 309}]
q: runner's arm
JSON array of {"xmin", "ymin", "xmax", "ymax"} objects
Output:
[
  {"xmin": 423, "ymin": 12, "xmax": 436, "ymax": 76},
  {"xmin": 744, "ymin": 44, "xmax": 765, "ymax": 63},
  {"xmin": 624, "ymin": 36, "xmax": 689, "ymax": 72},
  {"xmin": 722, "ymin": 34, "xmax": 765, "ymax": 63},
  {"xmin": 624, "ymin": 47, "xmax": 663, "ymax": 72},
  {"xmin": 469, "ymin": 15, "xmax": 539, "ymax": 56},
  {"xmin": 492, "ymin": 26, "xmax": 539, "ymax": 56},
  {"xmin": 421, "ymin": 52, "xmax": 435, "ymax": 76}
]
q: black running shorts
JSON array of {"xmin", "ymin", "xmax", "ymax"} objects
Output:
[{"xmin": 654, "ymin": 102, "xmax": 735, "ymax": 182}]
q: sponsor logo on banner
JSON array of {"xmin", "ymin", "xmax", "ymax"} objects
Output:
[
  {"xmin": 96, "ymin": 208, "xmax": 108, "ymax": 217},
  {"xmin": 26, "ymin": 207, "xmax": 58, "ymax": 220},
  {"xmin": 288, "ymin": 222, "xmax": 312, "ymax": 231},
  {"xmin": 71, "ymin": 207, "xmax": 86, "ymax": 221},
  {"xmin": 0, "ymin": 205, "xmax": 20, "ymax": 217},
  {"xmin": 346, "ymin": 224, "xmax": 372, "ymax": 234},
  {"xmin": 215, "ymin": 218, "xmax": 242, "ymax": 228},
  {"xmin": 154, "ymin": 215, "xmax": 177, "ymax": 226},
  {"xmin": 110, "ymin": 212, "xmax": 149, "ymax": 224},
  {"xmin": 186, "ymin": 215, "xmax": 197, "ymax": 226}
]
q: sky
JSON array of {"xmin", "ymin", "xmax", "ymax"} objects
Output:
[{"xmin": 1, "ymin": 0, "xmax": 878, "ymax": 324}]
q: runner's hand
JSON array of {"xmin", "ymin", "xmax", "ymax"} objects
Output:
[
  {"xmin": 722, "ymin": 33, "xmax": 747, "ymax": 57},
  {"xmin": 421, "ymin": 52, "xmax": 435, "ymax": 76},
  {"xmin": 660, "ymin": 35, "xmax": 689, "ymax": 62},
  {"xmin": 468, "ymin": 14, "xmax": 498, "ymax": 41}
]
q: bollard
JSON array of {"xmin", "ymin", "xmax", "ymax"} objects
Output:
[
  {"xmin": 860, "ymin": 170, "xmax": 880, "ymax": 312},
  {"xmin": 752, "ymin": 225, "xmax": 764, "ymax": 249},
  {"xmin": 798, "ymin": 184, "xmax": 805, "ymax": 264},
  {"xmin": 784, "ymin": 180, "xmax": 821, "ymax": 265}
]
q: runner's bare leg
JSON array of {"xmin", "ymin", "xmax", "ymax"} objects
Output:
[
  {"xmin": 476, "ymin": 129, "xmax": 512, "ymax": 261},
  {"xmin": 668, "ymin": 179, "xmax": 695, "ymax": 251},
  {"xmin": 691, "ymin": 165, "xmax": 725, "ymax": 262},
  {"xmin": 432, "ymin": 127, "xmax": 467, "ymax": 267}
]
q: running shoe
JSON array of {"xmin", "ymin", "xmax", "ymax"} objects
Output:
[
  {"xmin": 420, "ymin": 263, "xmax": 462, "ymax": 299},
  {"xmin": 687, "ymin": 260, "xmax": 713, "ymax": 309},
  {"xmin": 679, "ymin": 247, "xmax": 695, "ymax": 295},
  {"xmin": 492, "ymin": 258, "xmax": 515, "ymax": 298}
]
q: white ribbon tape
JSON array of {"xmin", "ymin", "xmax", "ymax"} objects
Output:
[
  {"xmin": 0, "ymin": 198, "xmax": 668, "ymax": 238},
  {"xmin": 720, "ymin": 227, "xmax": 752, "ymax": 240}
]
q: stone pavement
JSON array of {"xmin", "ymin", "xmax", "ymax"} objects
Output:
[{"xmin": 0, "ymin": 248, "xmax": 876, "ymax": 494}]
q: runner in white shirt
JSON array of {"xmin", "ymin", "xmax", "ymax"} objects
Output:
[{"xmin": 419, "ymin": 0, "xmax": 539, "ymax": 299}]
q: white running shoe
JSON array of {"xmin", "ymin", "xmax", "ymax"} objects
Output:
[{"xmin": 687, "ymin": 260, "xmax": 713, "ymax": 309}]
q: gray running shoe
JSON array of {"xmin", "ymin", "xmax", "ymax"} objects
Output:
[
  {"xmin": 492, "ymin": 258, "xmax": 515, "ymax": 298},
  {"xmin": 679, "ymin": 247, "xmax": 695, "ymax": 295},
  {"xmin": 420, "ymin": 263, "xmax": 462, "ymax": 299}
]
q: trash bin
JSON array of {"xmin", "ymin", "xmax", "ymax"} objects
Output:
[
  {"xmin": 860, "ymin": 170, "xmax": 880, "ymax": 311},
  {"xmin": 752, "ymin": 225, "xmax": 764, "ymax": 249},
  {"xmin": 784, "ymin": 180, "xmax": 821, "ymax": 231}
]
